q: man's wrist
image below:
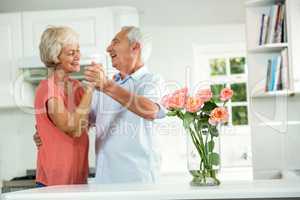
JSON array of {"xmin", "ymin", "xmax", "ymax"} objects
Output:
[{"xmin": 103, "ymin": 79, "xmax": 115, "ymax": 93}]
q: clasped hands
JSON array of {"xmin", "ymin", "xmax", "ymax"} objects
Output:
[{"xmin": 84, "ymin": 61, "xmax": 110, "ymax": 91}]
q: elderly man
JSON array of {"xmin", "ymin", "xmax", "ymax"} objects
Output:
[
  {"xmin": 34, "ymin": 26, "xmax": 165, "ymax": 184},
  {"xmin": 84, "ymin": 26, "xmax": 165, "ymax": 184}
]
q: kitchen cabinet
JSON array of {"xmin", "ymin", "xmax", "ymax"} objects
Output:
[
  {"xmin": 22, "ymin": 6, "xmax": 139, "ymax": 60},
  {"xmin": 111, "ymin": 6, "xmax": 139, "ymax": 34},
  {"xmin": 220, "ymin": 134, "xmax": 252, "ymax": 168},
  {"xmin": 22, "ymin": 8, "xmax": 113, "ymax": 60},
  {"xmin": 0, "ymin": 13, "xmax": 23, "ymax": 107},
  {"xmin": 0, "ymin": 6, "xmax": 139, "ymax": 108}
]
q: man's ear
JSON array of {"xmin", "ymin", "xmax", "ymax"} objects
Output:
[{"xmin": 131, "ymin": 42, "xmax": 141, "ymax": 52}]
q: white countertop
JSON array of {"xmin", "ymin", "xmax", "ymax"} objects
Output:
[{"xmin": 2, "ymin": 179, "xmax": 300, "ymax": 200}]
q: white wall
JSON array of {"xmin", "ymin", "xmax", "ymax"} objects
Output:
[
  {"xmin": 0, "ymin": 24, "xmax": 247, "ymax": 183},
  {"xmin": 144, "ymin": 24, "xmax": 246, "ymax": 85}
]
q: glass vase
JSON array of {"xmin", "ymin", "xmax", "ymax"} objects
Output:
[{"xmin": 186, "ymin": 123, "xmax": 221, "ymax": 186}]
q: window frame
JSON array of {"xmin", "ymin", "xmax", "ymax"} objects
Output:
[{"xmin": 193, "ymin": 44, "xmax": 250, "ymax": 134}]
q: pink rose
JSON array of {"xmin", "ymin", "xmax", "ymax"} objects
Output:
[
  {"xmin": 196, "ymin": 89, "xmax": 213, "ymax": 102},
  {"xmin": 161, "ymin": 94, "xmax": 172, "ymax": 109},
  {"xmin": 173, "ymin": 87, "xmax": 188, "ymax": 96},
  {"xmin": 161, "ymin": 87, "xmax": 188, "ymax": 109},
  {"xmin": 209, "ymin": 107, "xmax": 229, "ymax": 124},
  {"xmin": 220, "ymin": 88, "xmax": 233, "ymax": 101},
  {"xmin": 185, "ymin": 96, "xmax": 204, "ymax": 113},
  {"xmin": 208, "ymin": 118, "xmax": 217, "ymax": 126}
]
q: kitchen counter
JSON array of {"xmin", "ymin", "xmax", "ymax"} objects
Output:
[{"xmin": 1, "ymin": 179, "xmax": 300, "ymax": 200}]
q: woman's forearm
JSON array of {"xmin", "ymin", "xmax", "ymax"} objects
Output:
[{"xmin": 69, "ymin": 87, "xmax": 94, "ymax": 137}]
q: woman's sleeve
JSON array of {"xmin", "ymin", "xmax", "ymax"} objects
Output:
[{"xmin": 35, "ymin": 81, "xmax": 63, "ymax": 117}]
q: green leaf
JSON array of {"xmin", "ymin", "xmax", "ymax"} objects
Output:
[
  {"xmin": 199, "ymin": 115, "xmax": 209, "ymax": 122},
  {"xmin": 196, "ymin": 120, "xmax": 209, "ymax": 131},
  {"xmin": 189, "ymin": 170, "xmax": 203, "ymax": 178},
  {"xmin": 201, "ymin": 101, "xmax": 218, "ymax": 113},
  {"xmin": 167, "ymin": 110, "xmax": 177, "ymax": 117},
  {"xmin": 209, "ymin": 152, "xmax": 220, "ymax": 166},
  {"xmin": 207, "ymin": 140, "xmax": 215, "ymax": 152},
  {"xmin": 209, "ymin": 125, "xmax": 219, "ymax": 137},
  {"xmin": 183, "ymin": 112, "xmax": 194, "ymax": 129},
  {"xmin": 200, "ymin": 123, "xmax": 209, "ymax": 135},
  {"xmin": 196, "ymin": 120, "xmax": 203, "ymax": 132}
]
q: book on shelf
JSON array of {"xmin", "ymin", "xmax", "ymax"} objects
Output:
[
  {"xmin": 259, "ymin": 14, "xmax": 265, "ymax": 45},
  {"xmin": 265, "ymin": 60, "xmax": 272, "ymax": 91},
  {"xmin": 258, "ymin": 2, "xmax": 286, "ymax": 46},
  {"xmin": 259, "ymin": 14, "xmax": 270, "ymax": 45},
  {"xmin": 265, "ymin": 48, "xmax": 290, "ymax": 92},
  {"xmin": 274, "ymin": 55, "xmax": 282, "ymax": 90},
  {"xmin": 270, "ymin": 56, "xmax": 278, "ymax": 91},
  {"xmin": 267, "ymin": 5, "xmax": 278, "ymax": 44}
]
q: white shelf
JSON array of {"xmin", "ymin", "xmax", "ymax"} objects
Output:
[
  {"xmin": 248, "ymin": 43, "xmax": 288, "ymax": 53},
  {"xmin": 246, "ymin": 0, "xmax": 284, "ymax": 7},
  {"xmin": 251, "ymin": 90, "xmax": 298, "ymax": 98}
]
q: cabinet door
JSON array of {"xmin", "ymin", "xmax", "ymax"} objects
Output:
[
  {"xmin": 22, "ymin": 8, "xmax": 114, "ymax": 62},
  {"xmin": 220, "ymin": 133, "xmax": 252, "ymax": 168},
  {"xmin": 111, "ymin": 7, "xmax": 139, "ymax": 34},
  {"xmin": 0, "ymin": 13, "xmax": 22, "ymax": 107}
]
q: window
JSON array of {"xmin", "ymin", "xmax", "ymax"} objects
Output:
[{"xmin": 209, "ymin": 56, "xmax": 249, "ymax": 127}]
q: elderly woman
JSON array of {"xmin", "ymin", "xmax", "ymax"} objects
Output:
[{"xmin": 34, "ymin": 26, "xmax": 94, "ymax": 187}]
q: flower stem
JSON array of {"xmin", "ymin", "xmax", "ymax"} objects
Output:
[
  {"xmin": 188, "ymin": 128, "xmax": 207, "ymax": 167},
  {"xmin": 192, "ymin": 121, "xmax": 210, "ymax": 170}
]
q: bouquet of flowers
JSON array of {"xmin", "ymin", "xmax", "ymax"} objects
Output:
[{"xmin": 161, "ymin": 87, "xmax": 233, "ymax": 186}]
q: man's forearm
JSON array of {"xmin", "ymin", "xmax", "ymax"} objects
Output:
[{"xmin": 103, "ymin": 81, "xmax": 159, "ymax": 120}]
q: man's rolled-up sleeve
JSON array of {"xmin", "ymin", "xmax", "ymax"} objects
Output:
[{"xmin": 137, "ymin": 74, "xmax": 167, "ymax": 119}]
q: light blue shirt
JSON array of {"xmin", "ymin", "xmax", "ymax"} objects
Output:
[{"xmin": 90, "ymin": 66, "xmax": 166, "ymax": 184}]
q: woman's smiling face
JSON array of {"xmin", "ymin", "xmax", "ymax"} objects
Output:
[{"xmin": 57, "ymin": 43, "xmax": 81, "ymax": 73}]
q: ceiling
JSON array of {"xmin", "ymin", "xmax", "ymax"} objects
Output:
[{"xmin": 0, "ymin": 0, "xmax": 246, "ymax": 26}]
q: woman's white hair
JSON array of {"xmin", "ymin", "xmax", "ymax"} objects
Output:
[
  {"xmin": 121, "ymin": 26, "xmax": 152, "ymax": 63},
  {"xmin": 39, "ymin": 26, "xmax": 79, "ymax": 68}
]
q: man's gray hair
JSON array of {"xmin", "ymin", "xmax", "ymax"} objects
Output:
[{"xmin": 121, "ymin": 26, "xmax": 152, "ymax": 63}]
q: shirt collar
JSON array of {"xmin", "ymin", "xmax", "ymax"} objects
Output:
[
  {"xmin": 113, "ymin": 66, "xmax": 149, "ymax": 83},
  {"xmin": 130, "ymin": 66, "xmax": 149, "ymax": 81}
]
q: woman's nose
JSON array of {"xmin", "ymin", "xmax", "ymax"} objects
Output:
[
  {"xmin": 74, "ymin": 53, "xmax": 80, "ymax": 60},
  {"xmin": 106, "ymin": 44, "xmax": 112, "ymax": 52}
]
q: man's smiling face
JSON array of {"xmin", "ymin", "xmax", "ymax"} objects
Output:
[{"xmin": 106, "ymin": 30, "xmax": 133, "ymax": 72}]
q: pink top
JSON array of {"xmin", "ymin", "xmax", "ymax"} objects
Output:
[{"xmin": 34, "ymin": 76, "xmax": 89, "ymax": 186}]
